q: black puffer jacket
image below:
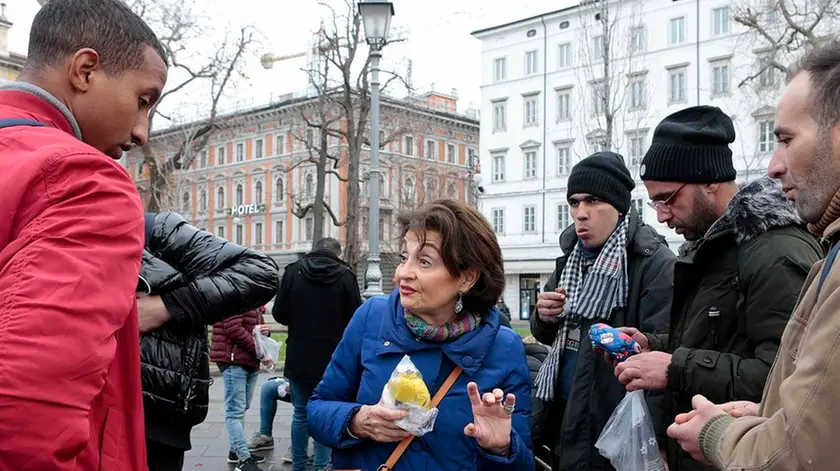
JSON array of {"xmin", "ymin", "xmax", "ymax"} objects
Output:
[{"xmin": 140, "ymin": 212, "xmax": 279, "ymax": 450}]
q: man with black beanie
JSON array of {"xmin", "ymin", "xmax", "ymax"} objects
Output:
[
  {"xmin": 613, "ymin": 106, "xmax": 823, "ymax": 471},
  {"xmin": 530, "ymin": 152, "xmax": 676, "ymax": 469}
]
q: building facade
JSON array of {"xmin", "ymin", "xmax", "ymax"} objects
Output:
[
  {"xmin": 472, "ymin": 0, "xmax": 783, "ymax": 320},
  {"xmin": 0, "ymin": 6, "xmax": 25, "ymax": 82},
  {"xmin": 125, "ymin": 91, "xmax": 479, "ymax": 289}
]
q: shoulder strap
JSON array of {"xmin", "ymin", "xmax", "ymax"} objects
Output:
[
  {"xmin": 144, "ymin": 213, "xmax": 156, "ymax": 249},
  {"xmin": 379, "ymin": 366, "xmax": 463, "ymax": 471},
  {"xmin": 817, "ymin": 242, "xmax": 840, "ymax": 298},
  {"xmin": 0, "ymin": 119, "xmax": 47, "ymax": 129}
]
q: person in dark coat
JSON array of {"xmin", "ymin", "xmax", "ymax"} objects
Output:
[
  {"xmin": 139, "ymin": 212, "xmax": 279, "ymax": 471},
  {"xmin": 531, "ymin": 152, "xmax": 676, "ymax": 470},
  {"xmin": 615, "ymin": 106, "xmax": 824, "ymax": 471},
  {"xmin": 262, "ymin": 237, "xmax": 361, "ymax": 471}
]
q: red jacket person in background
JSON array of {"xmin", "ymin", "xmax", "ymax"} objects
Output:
[{"xmin": 0, "ymin": 0, "xmax": 167, "ymax": 469}]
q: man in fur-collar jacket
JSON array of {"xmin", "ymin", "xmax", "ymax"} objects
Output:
[{"xmin": 613, "ymin": 106, "xmax": 823, "ymax": 471}]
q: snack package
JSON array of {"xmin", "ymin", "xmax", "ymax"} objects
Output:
[
  {"xmin": 252, "ymin": 326, "xmax": 282, "ymax": 371},
  {"xmin": 379, "ymin": 355, "xmax": 438, "ymax": 436},
  {"xmin": 589, "ymin": 322, "xmax": 641, "ymax": 362}
]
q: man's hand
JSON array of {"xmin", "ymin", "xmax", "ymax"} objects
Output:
[
  {"xmin": 719, "ymin": 400, "xmax": 759, "ymax": 418},
  {"xmin": 596, "ymin": 326, "xmax": 651, "ymax": 365},
  {"xmin": 137, "ymin": 295, "xmax": 172, "ymax": 333},
  {"xmin": 349, "ymin": 404, "xmax": 411, "ymax": 443},
  {"xmin": 614, "ymin": 351, "xmax": 672, "ymax": 391},
  {"xmin": 536, "ymin": 288, "xmax": 567, "ymax": 320},
  {"xmin": 260, "ymin": 357, "xmax": 275, "ymax": 369},
  {"xmin": 260, "ymin": 324, "xmax": 271, "ymax": 336},
  {"xmin": 667, "ymin": 395, "xmax": 726, "ymax": 465}
]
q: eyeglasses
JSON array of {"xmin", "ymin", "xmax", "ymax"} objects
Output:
[{"xmin": 647, "ymin": 183, "xmax": 687, "ymax": 213}]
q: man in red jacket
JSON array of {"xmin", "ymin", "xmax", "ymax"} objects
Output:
[{"xmin": 0, "ymin": 0, "xmax": 167, "ymax": 470}]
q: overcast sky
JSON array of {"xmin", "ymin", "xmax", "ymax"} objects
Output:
[{"xmin": 5, "ymin": 0, "xmax": 576, "ymax": 118}]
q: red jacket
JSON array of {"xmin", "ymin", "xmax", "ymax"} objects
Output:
[
  {"xmin": 210, "ymin": 308, "xmax": 265, "ymax": 368},
  {"xmin": 0, "ymin": 88, "xmax": 146, "ymax": 470}
]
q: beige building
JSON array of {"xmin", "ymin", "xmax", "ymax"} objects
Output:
[
  {"xmin": 125, "ymin": 90, "xmax": 480, "ymax": 282},
  {"xmin": 0, "ymin": 5, "xmax": 24, "ymax": 82}
]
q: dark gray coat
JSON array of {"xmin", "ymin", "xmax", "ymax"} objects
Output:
[{"xmin": 530, "ymin": 211, "xmax": 676, "ymax": 470}]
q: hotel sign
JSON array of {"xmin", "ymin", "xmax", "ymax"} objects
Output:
[{"xmin": 226, "ymin": 204, "xmax": 267, "ymax": 216}]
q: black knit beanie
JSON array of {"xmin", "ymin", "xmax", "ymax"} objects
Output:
[
  {"xmin": 567, "ymin": 151, "xmax": 635, "ymax": 213},
  {"xmin": 640, "ymin": 105, "xmax": 737, "ymax": 183}
]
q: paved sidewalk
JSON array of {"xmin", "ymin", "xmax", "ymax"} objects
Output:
[{"xmin": 183, "ymin": 372, "xmax": 297, "ymax": 471}]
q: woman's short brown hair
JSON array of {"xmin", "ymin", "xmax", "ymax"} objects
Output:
[{"xmin": 397, "ymin": 199, "xmax": 505, "ymax": 314}]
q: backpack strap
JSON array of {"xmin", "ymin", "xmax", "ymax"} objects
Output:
[
  {"xmin": 816, "ymin": 242, "xmax": 840, "ymax": 298},
  {"xmin": 0, "ymin": 119, "xmax": 47, "ymax": 129},
  {"xmin": 144, "ymin": 213, "xmax": 156, "ymax": 249}
]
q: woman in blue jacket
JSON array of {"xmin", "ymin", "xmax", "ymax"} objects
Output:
[{"xmin": 307, "ymin": 199, "xmax": 535, "ymax": 470}]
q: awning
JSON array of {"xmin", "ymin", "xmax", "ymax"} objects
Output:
[{"xmin": 504, "ymin": 259, "xmax": 556, "ymax": 275}]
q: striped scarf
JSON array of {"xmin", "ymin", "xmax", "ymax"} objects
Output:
[
  {"xmin": 534, "ymin": 217, "xmax": 630, "ymax": 401},
  {"xmin": 405, "ymin": 310, "xmax": 482, "ymax": 342}
]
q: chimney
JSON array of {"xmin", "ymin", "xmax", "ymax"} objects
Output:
[{"xmin": 0, "ymin": 3, "xmax": 10, "ymax": 57}]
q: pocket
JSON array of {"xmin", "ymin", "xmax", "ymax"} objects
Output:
[
  {"xmin": 98, "ymin": 407, "xmax": 124, "ymax": 471},
  {"xmin": 780, "ymin": 314, "xmax": 807, "ymax": 360}
]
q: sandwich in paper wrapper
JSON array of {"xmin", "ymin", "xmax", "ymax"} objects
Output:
[{"xmin": 380, "ymin": 355, "xmax": 438, "ymax": 436}]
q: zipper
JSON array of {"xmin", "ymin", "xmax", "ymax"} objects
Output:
[{"xmin": 708, "ymin": 306, "xmax": 720, "ymax": 349}]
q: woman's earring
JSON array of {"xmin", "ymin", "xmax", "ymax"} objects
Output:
[{"xmin": 454, "ymin": 292, "xmax": 464, "ymax": 314}]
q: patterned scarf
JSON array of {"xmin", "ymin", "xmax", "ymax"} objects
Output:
[
  {"xmin": 534, "ymin": 217, "xmax": 630, "ymax": 401},
  {"xmin": 405, "ymin": 310, "xmax": 482, "ymax": 342}
]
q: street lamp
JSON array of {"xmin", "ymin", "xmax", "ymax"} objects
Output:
[{"xmin": 359, "ymin": 0, "xmax": 394, "ymax": 299}]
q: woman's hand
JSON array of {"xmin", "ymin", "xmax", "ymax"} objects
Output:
[
  {"xmin": 464, "ymin": 382, "xmax": 514, "ymax": 456},
  {"xmin": 349, "ymin": 404, "xmax": 411, "ymax": 443}
]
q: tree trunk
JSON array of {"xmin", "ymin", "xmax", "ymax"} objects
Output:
[
  {"xmin": 311, "ymin": 126, "xmax": 329, "ymax": 249},
  {"xmin": 601, "ymin": 3, "xmax": 613, "ymax": 150}
]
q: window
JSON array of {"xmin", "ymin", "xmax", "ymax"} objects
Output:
[
  {"xmin": 592, "ymin": 80, "xmax": 605, "ymax": 115},
  {"xmin": 236, "ymin": 143, "xmax": 244, "ymax": 162},
  {"xmin": 759, "ymin": 57, "xmax": 777, "ymax": 87},
  {"xmin": 447, "ymin": 144, "xmax": 456, "ymax": 163},
  {"xmin": 669, "ymin": 17, "xmax": 685, "ymax": 45},
  {"xmin": 305, "ymin": 128, "xmax": 314, "ymax": 147},
  {"xmin": 305, "ymin": 173, "xmax": 314, "ymax": 197},
  {"xmin": 633, "ymin": 198, "xmax": 645, "ymax": 218},
  {"xmin": 712, "ymin": 61, "xmax": 730, "ymax": 95},
  {"xmin": 669, "ymin": 68, "xmax": 687, "ymax": 103},
  {"xmin": 304, "ymin": 216, "xmax": 314, "ymax": 241},
  {"xmin": 628, "ymin": 133, "xmax": 645, "ymax": 167},
  {"xmin": 494, "ymin": 57, "xmax": 507, "ymax": 82},
  {"xmin": 589, "ymin": 137, "xmax": 608, "ymax": 153},
  {"xmin": 216, "ymin": 225, "xmax": 225, "ymax": 239},
  {"xmin": 631, "ymin": 26, "xmax": 646, "ymax": 53},
  {"xmin": 525, "ymin": 50, "xmax": 538, "ymax": 75},
  {"xmin": 556, "ymin": 145, "xmax": 571, "ymax": 175},
  {"xmin": 217, "ymin": 146, "xmax": 226, "ymax": 165},
  {"xmin": 235, "ymin": 183, "xmax": 244, "ymax": 206},
  {"xmin": 492, "ymin": 153, "xmax": 505, "ymax": 182},
  {"xmin": 275, "ymin": 135, "xmax": 285, "ymax": 155},
  {"xmin": 234, "ymin": 223, "xmax": 244, "ymax": 245},
  {"xmin": 713, "ymin": 7, "xmax": 730, "ymax": 35},
  {"xmin": 492, "ymin": 208, "xmax": 505, "ymax": 234},
  {"xmin": 403, "ymin": 178, "xmax": 416, "ymax": 206},
  {"xmin": 425, "ymin": 140, "xmax": 436, "ymax": 160},
  {"xmin": 492, "ymin": 101, "xmax": 507, "ymax": 132},
  {"xmin": 217, "ymin": 186, "xmax": 225, "ymax": 208},
  {"xmin": 556, "ymin": 89, "xmax": 571, "ymax": 121},
  {"xmin": 274, "ymin": 220, "xmax": 284, "ymax": 244},
  {"xmin": 447, "ymin": 182, "xmax": 457, "ymax": 198},
  {"xmin": 592, "ymin": 35, "xmax": 605, "ymax": 60},
  {"xmin": 199, "ymin": 188, "xmax": 207, "ymax": 211},
  {"xmin": 558, "ymin": 43, "xmax": 572, "ymax": 68},
  {"xmin": 557, "ymin": 203, "xmax": 570, "ymax": 229},
  {"xmin": 199, "ymin": 151, "xmax": 208, "ymax": 168},
  {"xmin": 181, "ymin": 191, "xmax": 190, "ymax": 212},
  {"xmin": 630, "ymin": 75, "xmax": 646, "ymax": 110},
  {"xmin": 524, "ymin": 95, "xmax": 539, "ymax": 126},
  {"xmin": 405, "ymin": 136, "xmax": 414, "ymax": 156},
  {"xmin": 759, "ymin": 119, "xmax": 775, "ymax": 153},
  {"xmin": 468, "ymin": 148, "xmax": 477, "ymax": 168},
  {"xmin": 274, "ymin": 177, "xmax": 284, "ymax": 203},
  {"xmin": 523, "ymin": 206, "xmax": 536, "ymax": 233},
  {"xmin": 254, "ymin": 222, "xmax": 264, "ymax": 246},
  {"xmin": 255, "ymin": 180, "xmax": 264, "ymax": 205},
  {"xmin": 524, "ymin": 150, "xmax": 537, "ymax": 179}
]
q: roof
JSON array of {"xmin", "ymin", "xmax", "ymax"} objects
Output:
[{"xmin": 470, "ymin": 4, "xmax": 578, "ymax": 37}]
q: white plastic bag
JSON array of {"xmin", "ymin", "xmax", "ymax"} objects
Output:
[
  {"xmin": 252, "ymin": 326, "xmax": 281, "ymax": 371},
  {"xmin": 379, "ymin": 355, "xmax": 439, "ymax": 436},
  {"xmin": 595, "ymin": 390, "xmax": 665, "ymax": 471}
]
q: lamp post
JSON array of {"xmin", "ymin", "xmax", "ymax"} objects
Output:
[{"xmin": 359, "ymin": 0, "xmax": 394, "ymax": 299}]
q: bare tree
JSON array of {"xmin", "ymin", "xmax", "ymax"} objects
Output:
[
  {"xmin": 131, "ymin": 0, "xmax": 257, "ymax": 212},
  {"xmin": 574, "ymin": 0, "xmax": 647, "ymax": 153},
  {"xmin": 733, "ymin": 0, "xmax": 840, "ymax": 88}
]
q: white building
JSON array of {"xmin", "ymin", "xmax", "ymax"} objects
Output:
[{"xmin": 472, "ymin": 0, "xmax": 783, "ymax": 320}]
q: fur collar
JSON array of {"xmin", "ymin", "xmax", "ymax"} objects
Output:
[{"xmin": 680, "ymin": 177, "xmax": 801, "ymax": 255}]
